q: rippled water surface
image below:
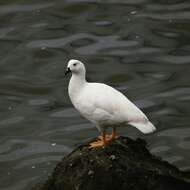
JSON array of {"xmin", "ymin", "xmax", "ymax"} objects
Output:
[{"xmin": 0, "ymin": 0, "xmax": 190, "ymax": 189}]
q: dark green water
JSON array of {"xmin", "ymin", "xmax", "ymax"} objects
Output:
[{"xmin": 0, "ymin": 0, "xmax": 190, "ymax": 189}]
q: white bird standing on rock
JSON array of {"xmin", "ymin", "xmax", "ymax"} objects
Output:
[{"xmin": 65, "ymin": 59, "xmax": 156, "ymax": 148}]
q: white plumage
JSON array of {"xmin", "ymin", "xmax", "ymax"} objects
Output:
[{"xmin": 66, "ymin": 59, "xmax": 156, "ymax": 147}]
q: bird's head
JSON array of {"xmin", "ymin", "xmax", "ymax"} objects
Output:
[{"xmin": 65, "ymin": 59, "xmax": 86, "ymax": 76}]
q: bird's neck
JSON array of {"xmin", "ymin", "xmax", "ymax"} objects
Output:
[{"xmin": 68, "ymin": 73, "xmax": 87, "ymax": 100}]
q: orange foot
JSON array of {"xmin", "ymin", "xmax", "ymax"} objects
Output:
[
  {"xmin": 98, "ymin": 134, "xmax": 118, "ymax": 141},
  {"xmin": 89, "ymin": 139, "xmax": 107, "ymax": 148},
  {"xmin": 89, "ymin": 135, "xmax": 119, "ymax": 148}
]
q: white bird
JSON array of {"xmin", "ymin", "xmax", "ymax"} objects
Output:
[{"xmin": 65, "ymin": 59, "xmax": 156, "ymax": 148}]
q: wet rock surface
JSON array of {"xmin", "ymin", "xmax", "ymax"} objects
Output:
[{"xmin": 33, "ymin": 136, "xmax": 190, "ymax": 190}]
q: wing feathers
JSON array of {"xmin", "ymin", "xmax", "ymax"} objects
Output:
[{"xmin": 129, "ymin": 121, "xmax": 156, "ymax": 134}]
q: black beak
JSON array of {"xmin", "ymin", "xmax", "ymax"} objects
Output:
[{"xmin": 65, "ymin": 67, "xmax": 71, "ymax": 76}]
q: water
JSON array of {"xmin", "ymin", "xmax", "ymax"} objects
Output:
[{"xmin": 0, "ymin": 0, "xmax": 190, "ymax": 189}]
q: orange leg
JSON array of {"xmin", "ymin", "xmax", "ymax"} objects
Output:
[
  {"xmin": 88, "ymin": 127, "xmax": 118, "ymax": 148},
  {"xmin": 111, "ymin": 127, "xmax": 118, "ymax": 140},
  {"xmin": 89, "ymin": 130, "xmax": 108, "ymax": 148},
  {"xmin": 97, "ymin": 134, "xmax": 112, "ymax": 141},
  {"xmin": 96, "ymin": 127, "xmax": 118, "ymax": 142}
]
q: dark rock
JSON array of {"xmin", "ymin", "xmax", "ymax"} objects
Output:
[{"xmin": 34, "ymin": 136, "xmax": 190, "ymax": 190}]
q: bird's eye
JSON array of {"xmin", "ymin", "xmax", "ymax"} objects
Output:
[{"xmin": 73, "ymin": 63, "xmax": 77, "ymax": 66}]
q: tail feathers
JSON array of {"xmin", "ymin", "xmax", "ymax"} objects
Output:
[{"xmin": 129, "ymin": 121, "xmax": 156, "ymax": 134}]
